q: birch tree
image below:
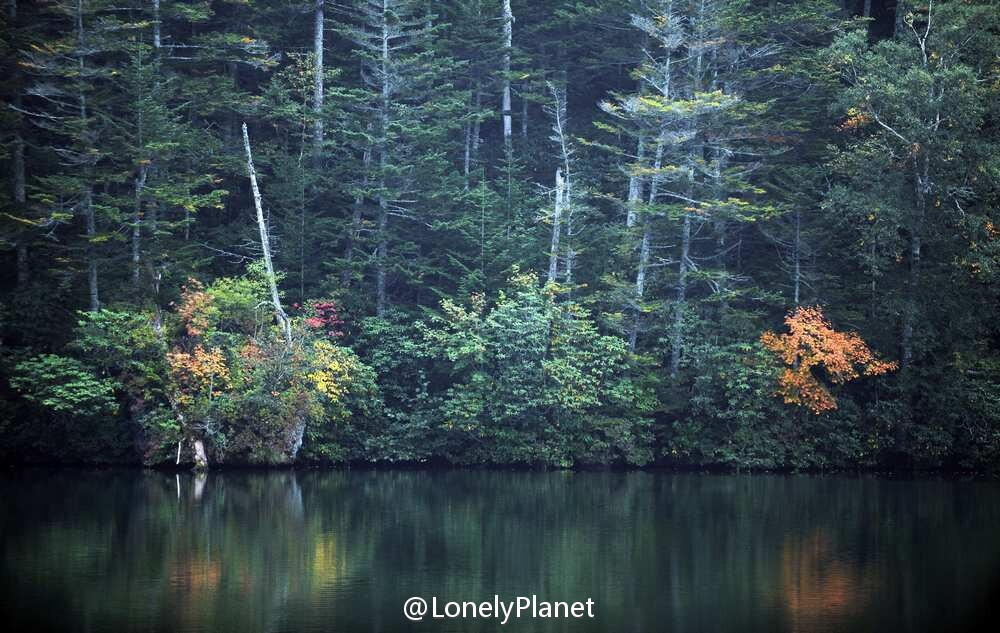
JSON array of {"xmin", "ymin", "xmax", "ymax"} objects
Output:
[
  {"xmin": 312, "ymin": 0, "xmax": 325, "ymax": 155},
  {"xmin": 243, "ymin": 123, "xmax": 293, "ymax": 346},
  {"xmin": 501, "ymin": 0, "xmax": 513, "ymax": 151}
]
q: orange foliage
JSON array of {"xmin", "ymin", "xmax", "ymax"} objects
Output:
[
  {"xmin": 839, "ymin": 107, "xmax": 871, "ymax": 131},
  {"xmin": 167, "ymin": 344, "xmax": 230, "ymax": 403},
  {"xmin": 761, "ymin": 306, "xmax": 897, "ymax": 414},
  {"xmin": 175, "ymin": 279, "xmax": 213, "ymax": 337}
]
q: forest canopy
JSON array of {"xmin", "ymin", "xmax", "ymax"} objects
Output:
[{"xmin": 1, "ymin": 0, "xmax": 998, "ymax": 470}]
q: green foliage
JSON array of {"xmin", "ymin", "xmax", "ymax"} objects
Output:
[
  {"xmin": 10, "ymin": 355, "xmax": 118, "ymax": 418},
  {"xmin": 418, "ymin": 271, "xmax": 654, "ymax": 466},
  {"xmin": 670, "ymin": 342, "xmax": 787, "ymax": 468}
]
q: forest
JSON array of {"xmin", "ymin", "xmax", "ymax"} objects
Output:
[{"xmin": 0, "ymin": 0, "xmax": 998, "ymax": 470}]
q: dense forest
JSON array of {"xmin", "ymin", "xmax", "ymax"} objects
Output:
[{"xmin": 0, "ymin": 0, "xmax": 997, "ymax": 470}]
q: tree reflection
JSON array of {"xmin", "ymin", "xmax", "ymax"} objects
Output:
[{"xmin": 1, "ymin": 470, "xmax": 998, "ymax": 632}]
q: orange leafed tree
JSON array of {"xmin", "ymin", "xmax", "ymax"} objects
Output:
[{"xmin": 761, "ymin": 306, "xmax": 897, "ymax": 414}]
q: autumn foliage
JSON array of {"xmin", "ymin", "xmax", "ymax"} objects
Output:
[
  {"xmin": 301, "ymin": 300, "xmax": 344, "ymax": 339},
  {"xmin": 167, "ymin": 345, "xmax": 230, "ymax": 405},
  {"xmin": 173, "ymin": 280, "xmax": 215, "ymax": 337},
  {"xmin": 761, "ymin": 307, "xmax": 897, "ymax": 414}
]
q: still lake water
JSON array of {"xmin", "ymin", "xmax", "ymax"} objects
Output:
[{"xmin": 1, "ymin": 469, "xmax": 998, "ymax": 633}]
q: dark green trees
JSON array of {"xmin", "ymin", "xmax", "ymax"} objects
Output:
[{"xmin": 1, "ymin": 0, "xmax": 998, "ymax": 469}]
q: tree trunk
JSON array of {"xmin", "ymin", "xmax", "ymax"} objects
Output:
[
  {"xmin": 629, "ymin": 223, "xmax": 651, "ymax": 351},
  {"xmin": 84, "ymin": 186, "xmax": 99, "ymax": 312},
  {"xmin": 312, "ymin": 0, "xmax": 324, "ymax": 155},
  {"xmin": 242, "ymin": 123, "xmax": 292, "ymax": 346},
  {"xmin": 547, "ymin": 168, "xmax": 564, "ymax": 285},
  {"xmin": 626, "ymin": 135, "xmax": 645, "ymax": 228},
  {"xmin": 192, "ymin": 438, "xmax": 209, "ymax": 470},
  {"xmin": 152, "ymin": 0, "xmax": 161, "ymax": 50},
  {"xmin": 629, "ymin": 137, "xmax": 663, "ymax": 350},
  {"xmin": 564, "ymin": 211, "xmax": 574, "ymax": 286},
  {"xmin": 463, "ymin": 82, "xmax": 480, "ymax": 185},
  {"xmin": 501, "ymin": 0, "xmax": 513, "ymax": 150},
  {"xmin": 471, "ymin": 88, "xmax": 482, "ymax": 163},
  {"xmin": 132, "ymin": 165, "xmax": 148, "ymax": 286},
  {"xmin": 376, "ymin": 188, "xmax": 388, "ymax": 316},
  {"xmin": 463, "ymin": 114, "xmax": 472, "ymax": 186},
  {"xmin": 375, "ymin": 10, "xmax": 391, "ymax": 317},
  {"xmin": 76, "ymin": 0, "xmax": 99, "ymax": 312},
  {"xmin": 669, "ymin": 210, "xmax": 691, "ymax": 379},
  {"xmin": 900, "ymin": 157, "xmax": 927, "ymax": 371}
]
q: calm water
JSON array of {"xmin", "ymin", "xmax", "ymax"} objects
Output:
[{"xmin": 1, "ymin": 470, "xmax": 998, "ymax": 632}]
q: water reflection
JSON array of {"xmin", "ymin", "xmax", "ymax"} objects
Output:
[
  {"xmin": 1, "ymin": 470, "xmax": 998, "ymax": 632},
  {"xmin": 780, "ymin": 529, "xmax": 879, "ymax": 632}
]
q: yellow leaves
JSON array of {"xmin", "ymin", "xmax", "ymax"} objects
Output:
[
  {"xmin": 761, "ymin": 306, "xmax": 897, "ymax": 414},
  {"xmin": 307, "ymin": 340, "xmax": 357, "ymax": 403}
]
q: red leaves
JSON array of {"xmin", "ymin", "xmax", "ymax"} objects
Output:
[{"xmin": 301, "ymin": 300, "xmax": 344, "ymax": 339}]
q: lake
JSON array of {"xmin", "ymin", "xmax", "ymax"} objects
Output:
[{"xmin": 1, "ymin": 469, "xmax": 997, "ymax": 632}]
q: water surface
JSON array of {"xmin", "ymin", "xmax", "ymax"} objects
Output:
[{"xmin": 1, "ymin": 469, "xmax": 997, "ymax": 632}]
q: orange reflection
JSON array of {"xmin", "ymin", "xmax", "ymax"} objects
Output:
[
  {"xmin": 780, "ymin": 529, "xmax": 879, "ymax": 632},
  {"xmin": 169, "ymin": 555, "xmax": 222, "ymax": 592}
]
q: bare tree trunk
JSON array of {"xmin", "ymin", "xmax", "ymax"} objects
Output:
[
  {"xmin": 501, "ymin": 0, "xmax": 513, "ymax": 150},
  {"xmin": 900, "ymin": 154, "xmax": 928, "ymax": 371},
  {"xmin": 242, "ymin": 123, "xmax": 292, "ymax": 346},
  {"xmin": 471, "ymin": 88, "xmax": 482, "ymax": 162},
  {"xmin": 863, "ymin": 0, "xmax": 872, "ymax": 18},
  {"xmin": 312, "ymin": 0, "xmax": 324, "ymax": 154},
  {"xmin": 132, "ymin": 166, "xmax": 148, "ymax": 286},
  {"xmin": 546, "ymin": 82, "xmax": 573, "ymax": 285},
  {"xmin": 152, "ymin": 0, "xmax": 161, "ymax": 50},
  {"xmin": 547, "ymin": 168, "xmax": 564, "ymax": 284},
  {"xmin": 375, "ymin": 9, "xmax": 391, "ymax": 317},
  {"xmin": 376, "ymin": 187, "xmax": 388, "ymax": 315},
  {"xmin": 626, "ymin": 135, "xmax": 645, "ymax": 228},
  {"xmin": 564, "ymin": 211, "xmax": 574, "ymax": 286},
  {"xmin": 463, "ymin": 114, "xmax": 472, "ymax": 186},
  {"xmin": 463, "ymin": 82, "xmax": 480, "ymax": 185},
  {"xmin": 669, "ymin": 210, "xmax": 691, "ymax": 379},
  {"xmin": 192, "ymin": 438, "xmax": 209, "ymax": 470},
  {"xmin": 628, "ymin": 224, "xmax": 650, "ymax": 352},
  {"xmin": 629, "ymin": 137, "xmax": 663, "ymax": 350},
  {"xmin": 85, "ymin": 186, "xmax": 99, "ymax": 311},
  {"xmin": 75, "ymin": 0, "xmax": 99, "ymax": 312}
]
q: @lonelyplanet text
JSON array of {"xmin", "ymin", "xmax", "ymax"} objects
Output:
[{"xmin": 403, "ymin": 595, "xmax": 596, "ymax": 624}]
